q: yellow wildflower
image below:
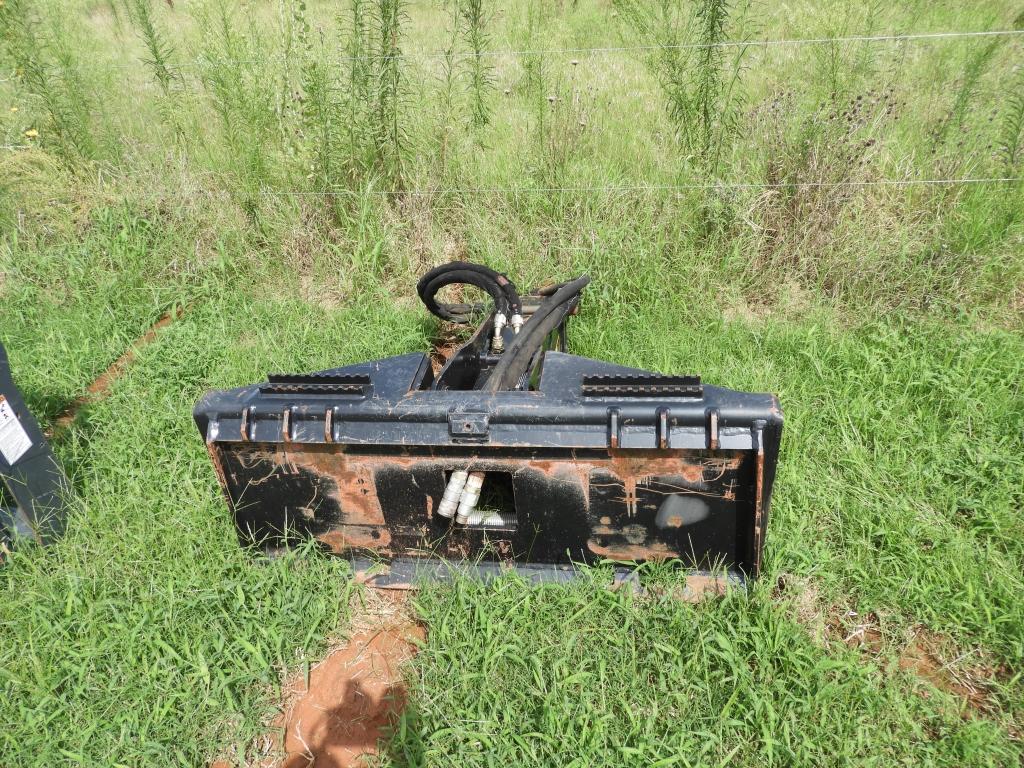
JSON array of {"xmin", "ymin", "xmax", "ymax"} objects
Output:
[{"xmin": 24, "ymin": 128, "xmax": 38, "ymax": 139}]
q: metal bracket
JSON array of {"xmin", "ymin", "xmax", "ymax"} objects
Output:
[{"xmin": 448, "ymin": 411, "xmax": 490, "ymax": 440}]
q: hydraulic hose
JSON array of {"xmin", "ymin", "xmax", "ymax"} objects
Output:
[
  {"xmin": 423, "ymin": 263, "xmax": 587, "ymax": 525},
  {"xmin": 417, "ymin": 262, "xmax": 522, "ymax": 323},
  {"xmin": 485, "ymin": 274, "xmax": 590, "ymax": 392}
]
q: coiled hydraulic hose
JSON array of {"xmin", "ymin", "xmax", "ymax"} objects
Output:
[{"xmin": 416, "ymin": 262, "xmax": 522, "ymax": 323}]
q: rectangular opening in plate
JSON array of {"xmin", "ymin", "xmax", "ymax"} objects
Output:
[{"xmin": 444, "ymin": 470, "xmax": 518, "ymax": 531}]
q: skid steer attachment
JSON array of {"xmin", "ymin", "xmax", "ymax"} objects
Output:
[
  {"xmin": 1, "ymin": 342, "xmax": 70, "ymax": 557},
  {"xmin": 195, "ymin": 264, "xmax": 782, "ymax": 587}
]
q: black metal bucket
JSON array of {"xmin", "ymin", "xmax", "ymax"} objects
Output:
[{"xmin": 195, "ymin": 294, "xmax": 782, "ymax": 586}]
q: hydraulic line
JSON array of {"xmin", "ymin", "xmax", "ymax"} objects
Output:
[
  {"xmin": 417, "ymin": 262, "xmax": 522, "ymax": 323},
  {"xmin": 420, "ymin": 262, "xmax": 524, "ymax": 524},
  {"xmin": 423, "ymin": 264, "xmax": 588, "ymax": 526},
  {"xmin": 451, "ymin": 277, "xmax": 587, "ymax": 521},
  {"xmin": 485, "ymin": 274, "xmax": 590, "ymax": 393}
]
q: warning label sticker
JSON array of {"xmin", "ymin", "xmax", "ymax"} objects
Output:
[{"xmin": 0, "ymin": 395, "xmax": 32, "ymax": 465}]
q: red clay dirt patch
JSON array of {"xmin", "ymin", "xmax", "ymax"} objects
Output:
[
  {"xmin": 774, "ymin": 577, "xmax": 1007, "ymax": 719},
  {"xmin": 52, "ymin": 306, "xmax": 184, "ymax": 434},
  {"xmin": 830, "ymin": 612, "xmax": 1003, "ymax": 716},
  {"xmin": 895, "ymin": 630, "xmax": 1004, "ymax": 715},
  {"xmin": 271, "ymin": 593, "xmax": 424, "ymax": 768},
  {"xmin": 277, "ymin": 625, "xmax": 424, "ymax": 768}
]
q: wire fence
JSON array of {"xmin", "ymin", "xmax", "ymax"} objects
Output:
[
  {"xmin": 4, "ymin": 130, "xmax": 1019, "ymax": 196},
  {"xmin": 5, "ymin": 26, "xmax": 1023, "ymax": 198},
  {"xmin": 251, "ymin": 177, "xmax": 1024, "ymax": 197},
  {"xmin": 95, "ymin": 28, "xmax": 1024, "ymax": 70}
]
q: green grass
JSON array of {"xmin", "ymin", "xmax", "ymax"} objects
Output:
[
  {"xmin": 393, "ymin": 572, "xmax": 1018, "ymax": 766},
  {"xmin": 1, "ymin": 0, "xmax": 1023, "ymax": 765}
]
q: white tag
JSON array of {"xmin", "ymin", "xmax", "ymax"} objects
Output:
[{"xmin": 0, "ymin": 395, "xmax": 32, "ymax": 465}]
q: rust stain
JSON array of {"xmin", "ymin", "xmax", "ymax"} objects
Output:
[
  {"xmin": 587, "ymin": 538, "xmax": 679, "ymax": 561},
  {"xmin": 280, "ymin": 448, "xmax": 387, "ymax": 527},
  {"xmin": 529, "ymin": 450, "xmax": 742, "ymax": 507},
  {"xmin": 240, "ymin": 406, "xmax": 251, "ymax": 441},
  {"xmin": 320, "ymin": 525, "xmax": 391, "ymax": 551},
  {"xmin": 281, "ymin": 407, "xmax": 292, "ymax": 442},
  {"xmin": 275, "ymin": 447, "xmax": 740, "ymax": 512},
  {"xmin": 234, "ymin": 444, "xmax": 747, "ymax": 563},
  {"xmin": 205, "ymin": 442, "xmax": 229, "ymax": 489},
  {"xmin": 246, "ymin": 445, "xmax": 398, "ymax": 554},
  {"xmin": 51, "ymin": 307, "xmax": 185, "ymax": 435},
  {"xmin": 324, "ymin": 407, "xmax": 334, "ymax": 442},
  {"xmin": 681, "ymin": 574, "xmax": 728, "ymax": 599},
  {"xmin": 752, "ymin": 430, "xmax": 766, "ymax": 575},
  {"xmin": 623, "ymin": 475, "xmax": 638, "ymax": 516}
]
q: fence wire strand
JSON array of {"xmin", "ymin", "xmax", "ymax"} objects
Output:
[
  {"xmin": 93, "ymin": 28, "xmax": 1024, "ymax": 70},
  {"xmin": 250, "ymin": 177, "xmax": 1023, "ymax": 198}
]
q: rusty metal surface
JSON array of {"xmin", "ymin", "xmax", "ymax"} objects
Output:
[
  {"xmin": 213, "ymin": 442, "xmax": 761, "ymax": 573},
  {"xmin": 195, "ymin": 290, "xmax": 782, "ymax": 582}
]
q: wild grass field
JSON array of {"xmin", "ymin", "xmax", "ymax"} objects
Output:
[{"xmin": 1, "ymin": 0, "xmax": 1023, "ymax": 765}]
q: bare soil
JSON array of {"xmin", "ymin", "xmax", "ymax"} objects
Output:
[
  {"xmin": 276, "ymin": 625, "xmax": 424, "ymax": 768},
  {"xmin": 775, "ymin": 577, "xmax": 1007, "ymax": 719},
  {"xmin": 266, "ymin": 592, "xmax": 424, "ymax": 768},
  {"xmin": 428, "ymin": 322, "xmax": 469, "ymax": 375},
  {"xmin": 52, "ymin": 307, "xmax": 184, "ymax": 433},
  {"xmin": 833, "ymin": 613, "xmax": 1004, "ymax": 716}
]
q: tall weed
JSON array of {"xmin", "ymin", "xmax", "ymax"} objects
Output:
[
  {"xmin": 372, "ymin": 0, "xmax": 406, "ymax": 184},
  {"xmin": 811, "ymin": 1, "xmax": 884, "ymax": 103},
  {"xmin": 433, "ymin": 3, "xmax": 462, "ymax": 178},
  {"xmin": 0, "ymin": 0, "xmax": 100, "ymax": 162},
  {"xmin": 1000, "ymin": 73, "xmax": 1024, "ymax": 171},
  {"xmin": 275, "ymin": 0, "xmax": 308, "ymax": 157},
  {"xmin": 126, "ymin": 0, "xmax": 184, "ymax": 140},
  {"xmin": 298, "ymin": 28, "xmax": 344, "ymax": 191},
  {"xmin": 749, "ymin": 88, "xmax": 902, "ymax": 282},
  {"xmin": 128, "ymin": 0, "xmax": 180, "ymax": 98},
  {"xmin": 191, "ymin": 0, "xmax": 282, "ymax": 222},
  {"xmin": 531, "ymin": 61, "xmax": 591, "ymax": 186},
  {"xmin": 929, "ymin": 38, "xmax": 1003, "ymax": 159},
  {"xmin": 613, "ymin": 0, "xmax": 752, "ymax": 176},
  {"xmin": 333, "ymin": 0, "xmax": 408, "ymax": 188},
  {"xmin": 459, "ymin": 0, "xmax": 493, "ymax": 130}
]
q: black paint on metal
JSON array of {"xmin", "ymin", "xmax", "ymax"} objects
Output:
[
  {"xmin": 0, "ymin": 342, "xmax": 71, "ymax": 555},
  {"xmin": 195, "ymin": 289, "xmax": 783, "ymax": 582}
]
